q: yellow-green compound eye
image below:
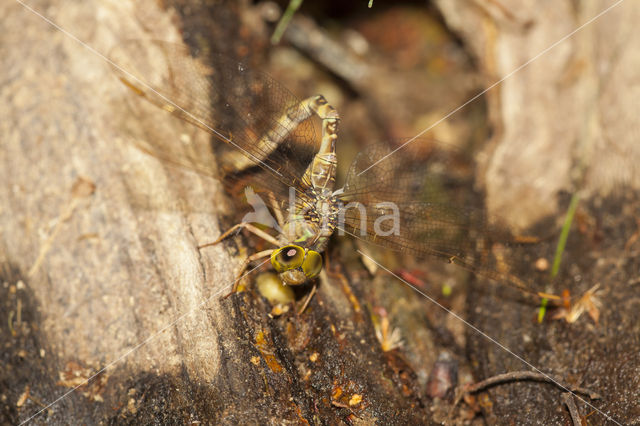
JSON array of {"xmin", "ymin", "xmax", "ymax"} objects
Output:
[
  {"xmin": 271, "ymin": 245, "xmax": 305, "ymax": 272},
  {"xmin": 301, "ymin": 250, "xmax": 322, "ymax": 279}
]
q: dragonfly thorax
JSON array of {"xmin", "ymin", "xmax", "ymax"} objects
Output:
[{"xmin": 281, "ymin": 187, "xmax": 339, "ymax": 252}]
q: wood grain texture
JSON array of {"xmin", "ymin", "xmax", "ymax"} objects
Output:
[
  {"xmin": 436, "ymin": 0, "xmax": 640, "ymax": 231},
  {"xmin": 0, "ymin": 1, "xmax": 434, "ymax": 423}
]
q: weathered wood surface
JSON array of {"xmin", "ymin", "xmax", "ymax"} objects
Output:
[{"xmin": 436, "ymin": 0, "xmax": 640, "ymax": 230}]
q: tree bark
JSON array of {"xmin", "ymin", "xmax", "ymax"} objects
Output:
[
  {"xmin": 1, "ymin": 1, "xmax": 433, "ymax": 423},
  {"xmin": 435, "ymin": 0, "xmax": 640, "ymax": 230}
]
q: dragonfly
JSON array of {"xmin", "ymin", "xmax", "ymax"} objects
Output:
[{"xmin": 110, "ymin": 40, "xmax": 547, "ymax": 300}]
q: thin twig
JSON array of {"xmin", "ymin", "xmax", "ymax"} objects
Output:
[
  {"xmin": 454, "ymin": 370, "xmax": 601, "ymax": 407},
  {"xmin": 281, "ymin": 15, "xmax": 370, "ymax": 88},
  {"xmin": 562, "ymin": 392, "xmax": 582, "ymax": 426}
]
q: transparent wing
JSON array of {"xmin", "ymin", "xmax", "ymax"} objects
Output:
[
  {"xmin": 109, "ymin": 40, "xmax": 318, "ymax": 202},
  {"xmin": 339, "ymin": 141, "xmax": 539, "ymax": 293}
]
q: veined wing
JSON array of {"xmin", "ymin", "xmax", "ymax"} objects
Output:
[
  {"xmin": 338, "ymin": 141, "xmax": 540, "ymax": 294},
  {"xmin": 109, "ymin": 40, "xmax": 319, "ymax": 200}
]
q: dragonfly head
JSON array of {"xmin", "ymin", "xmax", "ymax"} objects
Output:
[{"xmin": 270, "ymin": 244, "xmax": 322, "ymax": 286}]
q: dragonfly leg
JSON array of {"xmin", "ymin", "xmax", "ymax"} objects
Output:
[
  {"xmin": 297, "ymin": 282, "xmax": 317, "ymax": 315},
  {"xmin": 224, "ymin": 248, "xmax": 275, "ymax": 298},
  {"xmin": 199, "ymin": 222, "xmax": 280, "ymax": 249}
]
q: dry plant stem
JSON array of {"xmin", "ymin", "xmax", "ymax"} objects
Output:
[
  {"xmin": 562, "ymin": 392, "xmax": 582, "ymax": 426},
  {"xmin": 282, "ymin": 14, "xmax": 370, "ymax": 89},
  {"xmin": 28, "ymin": 179, "xmax": 95, "ymax": 277},
  {"xmin": 454, "ymin": 370, "xmax": 601, "ymax": 406},
  {"xmin": 28, "ymin": 198, "xmax": 79, "ymax": 277}
]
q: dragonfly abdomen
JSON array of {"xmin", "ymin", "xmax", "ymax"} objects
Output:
[{"xmin": 301, "ymin": 96, "xmax": 339, "ymax": 191}]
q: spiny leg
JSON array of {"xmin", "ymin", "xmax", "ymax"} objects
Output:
[
  {"xmin": 297, "ymin": 282, "xmax": 317, "ymax": 315},
  {"xmin": 198, "ymin": 222, "xmax": 280, "ymax": 249},
  {"xmin": 200, "ymin": 222, "xmax": 279, "ymax": 297},
  {"xmin": 224, "ymin": 249, "xmax": 275, "ymax": 298}
]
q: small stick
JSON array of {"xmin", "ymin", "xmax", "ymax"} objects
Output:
[
  {"xmin": 454, "ymin": 370, "xmax": 601, "ymax": 407},
  {"xmin": 562, "ymin": 392, "xmax": 582, "ymax": 426},
  {"xmin": 466, "ymin": 371, "xmax": 601, "ymax": 399}
]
